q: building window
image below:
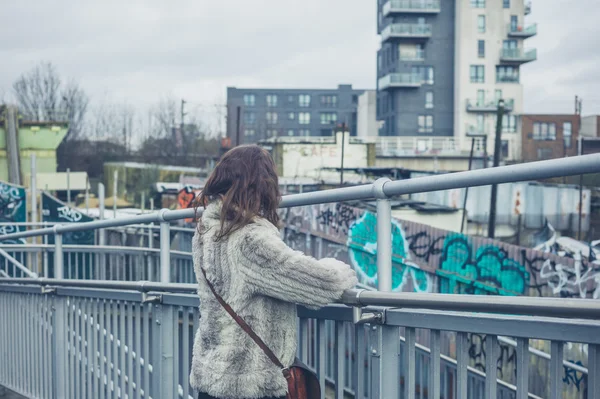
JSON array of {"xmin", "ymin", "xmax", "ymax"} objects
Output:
[
  {"xmin": 288, "ymin": 112, "xmax": 295, "ymax": 121},
  {"xmin": 244, "ymin": 129, "xmax": 255, "ymax": 137},
  {"xmin": 496, "ymin": 66, "xmax": 520, "ymax": 83},
  {"xmin": 418, "ymin": 115, "xmax": 433, "ymax": 133},
  {"xmin": 266, "ymin": 94, "xmax": 278, "ymax": 107},
  {"xmin": 478, "ymin": 40, "xmax": 485, "ymax": 58},
  {"xmin": 266, "ymin": 112, "xmax": 278, "ymax": 125},
  {"xmin": 470, "ymin": 65, "xmax": 485, "ymax": 83},
  {"xmin": 537, "ymin": 148, "xmax": 553, "ymax": 160},
  {"xmin": 400, "ymin": 44, "xmax": 424, "ymax": 60},
  {"xmin": 425, "ymin": 91, "xmax": 433, "ymax": 109},
  {"xmin": 266, "ymin": 129, "xmax": 278, "ymax": 137},
  {"xmin": 320, "ymin": 112, "xmax": 337, "ymax": 125},
  {"xmin": 320, "ymin": 95, "xmax": 338, "ymax": 107},
  {"xmin": 510, "ymin": 15, "xmax": 518, "ymax": 31},
  {"xmin": 243, "ymin": 111, "xmax": 255, "ymax": 125},
  {"xmin": 504, "ymin": 0, "xmax": 510, "ymax": 8},
  {"xmin": 352, "ymin": 95, "xmax": 359, "ymax": 104},
  {"xmin": 320, "ymin": 128, "xmax": 333, "ymax": 136},
  {"xmin": 288, "ymin": 95, "xmax": 295, "ymax": 103},
  {"xmin": 287, "ymin": 129, "xmax": 294, "ymax": 136},
  {"xmin": 533, "ymin": 122, "xmax": 557, "ymax": 140},
  {"xmin": 299, "ymin": 129, "xmax": 310, "ymax": 136},
  {"xmin": 243, "ymin": 94, "xmax": 255, "ymax": 107},
  {"xmin": 478, "ymin": 15, "xmax": 486, "ymax": 33},
  {"xmin": 471, "ymin": 0, "xmax": 485, "ymax": 7},
  {"xmin": 502, "ymin": 115, "xmax": 517, "ymax": 132},
  {"xmin": 298, "ymin": 112, "xmax": 311, "ymax": 125},
  {"xmin": 563, "ymin": 122, "xmax": 572, "ymax": 148},
  {"xmin": 502, "ymin": 140, "xmax": 510, "ymax": 159},
  {"xmin": 495, "ymin": 89, "xmax": 503, "ymax": 102},
  {"xmin": 298, "ymin": 95, "xmax": 311, "ymax": 107},
  {"xmin": 412, "ymin": 66, "xmax": 434, "ymax": 84}
]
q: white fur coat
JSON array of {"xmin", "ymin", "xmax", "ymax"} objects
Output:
[{"xmin": 190, "ymin": 201, "xmax": 358, "ymax": 399}]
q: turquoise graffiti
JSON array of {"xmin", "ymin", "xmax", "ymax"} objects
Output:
[
  {"xmin": 438, "ymin": 234, "xmax": 530, "ymax": 295},
  {"xmin": 0, "ymin": 181, "xmax": 27, "ymax": 244},
  {"xmin": 347, "ymin": 211, "xmax": 431, "ymax": 292}
]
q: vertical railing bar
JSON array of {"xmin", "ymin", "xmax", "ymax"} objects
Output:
[
  {"xmin": 354, "ymin": 324, "xmax": 366, "ymax": 399},
  {"xmin": 135, "ymin": 303, "xmax": 142, "ymax": 398},
  {"xmin": 120, "ymin": 300, "xmax": 127, "ymax": 398},
  {"xmin": 106, "ymin": 300, "xmax": 113, "ymax": 399},
  {"xmin": 54, "ymin": 296, "xmax": 68, "ymax": 399},
  {"xmin": 405, "ymin": 327, "xmax": 416, "ymax": 399},
  {"xmin": 485, "ymin": 335, "xmax": 498, "ymax": 399},
  {"xmin": 87, "ymin": 298, "xmax": 93, "ymax": 399},
  {"xmin": 76, "ymin": 298, "xmax": 83, "ymax": 399},
  {"xmin": 143, "ymin": 303, "xmax": 150, "ymax": 398},
  {"xmin": 588, "ymin": 344, "xmax": 600, "ymax": 399},
  {"xmin": 32, "ymin": 294, "xmax": 39, "ymax": 397},
  {"xmin": 317, "ymin": 319, "xmax": 326, "ymax": 399},
  {"xmin": 112, "ymin": 300, "xmax": 119, "ymax": 398},
  {"xmin": 26, "ymin": 294, "xmax": 33, "ymax": 396},
  {"xmin": 456, "ymin": 332, "xmax": 468, "ymax": 399},
  {"xmin": 127, "ymin": 302, "xmax": 134, "ymax": 399},
  {"xmin": 549, "ymin": 341, "xmax": 563, "ymax": 399},
  {"xmin": 301, "ymin": 318, "xmax": 309, "ymax": 362},
  {"xmin": 430, "ymin": 329, "xmax": 441, "ymax": 399},
  {"xmin": 516, "ymin": 337, "xmax": 529, "ymax": 399},
  {"xmin": 42, "ymin": 295, "xmax": 49, "ymax": 398},
  {"xmin": 336, "ymin": 321, "xmax": 345, "ymax": 399},
  {"xmin": 69, "ymin": 298, "xmax": 75, "ymax": 399},
  {"xmin": 182, "ymin": 307, "xmax": 190, "ymax": 399},
  {"xmin": 172, "ymin": 306, "xmax": 180, "ymax": 399}
]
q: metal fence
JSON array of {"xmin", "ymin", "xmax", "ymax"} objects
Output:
[
  {"xmin": 2, "ymin": 154, "xmax": 600, "ymax": 398},
  {"xmin": 0, "ymin": 279, "xmax": 599, "ymax": 399}
]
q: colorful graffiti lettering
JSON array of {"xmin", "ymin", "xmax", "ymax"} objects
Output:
[
  {"xmin": 347, "ymin": 211, "xmax": 431, "ymax": 292},
  {"xmin": 438, "ymin": 234, "xmax": 530, "ymax": 295},
  {"xmin": 316, "ymin": 203, "xmax": 358, "ymax": 234},
  {"xmin": 0, "ymin": 182, "xmax": 26, "ymax": 223}
]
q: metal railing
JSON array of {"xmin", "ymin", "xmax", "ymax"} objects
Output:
[
  {"xmin": 1, "ymin": 278, "xmax": 599, "ymax": 399},
  {"xmin": 381, "ymin": 23, "xmax": 432, "ymax": 41},
  {"xmin": 500, "ymin": 48, "xmax": 538, "ymax": 63},
  {"xmin": 382, "ymin": 0, "xmax": 441, "ymax": 16},
  {"xmin": 375, "ymin": 136, "xmax": 487, "ymax": 157},
  {"xmin": 378, "ymin": 73, "xmax": 422, "ymax": 90},
  {"xmin": 2, "ymin": 154, "xmax": 600, "ymax": 398},
  {"xmin": 507, "ymin": 23, "xmax": 537, "ymax": 38},
  {"xmin": 466, "ymin": 98, "xmax": 515, "ymax": 112}
]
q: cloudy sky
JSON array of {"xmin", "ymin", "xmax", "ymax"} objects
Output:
[{"xmin": 1, "ymin": 0, "xmax": 599, "ymax": 131}]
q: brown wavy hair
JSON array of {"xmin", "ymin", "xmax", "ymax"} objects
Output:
[{"xmin": 196, "ymin": 145, "xmax": 281, "ymax": 240}]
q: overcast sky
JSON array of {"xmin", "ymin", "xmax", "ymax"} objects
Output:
[{"xmin": 1, "ymin": 0, "xmax": 599, "ymax": 131}]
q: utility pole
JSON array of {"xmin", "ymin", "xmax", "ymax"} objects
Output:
[
  {"xmin": 576, "ymin": 96, "xmax": 583, "ymax": 240},
  {"xmin": 460, "ymin": 138, "xmax": 476, "ymax": 233},
  {"xmin": 338, "ymin": 123, "xmax": 347, "ymax": 186},
  {"xmin": 488, "ymin": 99, "xmax": 505, "ymax": 238},
  {"xmin": 235, "ymin": 106, "xmax": 241, "ymax": 147},
  {"xmin": 180, "ymin": 99, "xmax": 187, "ymax": 155}
]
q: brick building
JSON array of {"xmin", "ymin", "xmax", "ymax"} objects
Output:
[{"xmin": 520, "ymin": 114, "xmax": 580, "ymax": 162}]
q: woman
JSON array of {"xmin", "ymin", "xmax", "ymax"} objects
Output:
[{"xmin": 191, "ymin": 145, "xmax": 358, "ymax": 399}]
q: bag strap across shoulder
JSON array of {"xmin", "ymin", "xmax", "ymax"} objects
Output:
[{"xmin": 199, "ymin": 265, "xmax": 286, "ymax": 370}]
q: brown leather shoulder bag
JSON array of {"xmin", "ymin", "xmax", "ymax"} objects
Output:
[{"xmin": 199, "ymin": 266, "xmax": 321, "ymax": 399}]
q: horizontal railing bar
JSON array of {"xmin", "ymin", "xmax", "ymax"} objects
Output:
[
  {"xmin": 343, "ymin": 289, "xmax": 600, "ymax": 319},
  {"xmin": 1, "ymin": 154, "xmax": 598, "ymax": 241},
  {"xmin": 0, "ymin": 278, "xmax": 197, "ymax": 293},
  {"xmin": 2, "ymin": 278, "xmax": 600, "ymax": 321},
  {"xmin": 0, "ymin": 244, "xmax": 193, "ymax": 258},
  {"xmin": 385, "ymin": 308, "xmax": 600, "ymax": 345}
]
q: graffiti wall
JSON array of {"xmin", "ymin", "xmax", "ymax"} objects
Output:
[
  {"xmin": 281, "ymin": 202, "xmax": 600, "ymax": 299},
  {"xmin": 42, "ymin": 192, "xmax": 95, "ymax": 245},
  {"xmin": 0, "ymin": 180, "xmax": 27, "ymax": 244}
]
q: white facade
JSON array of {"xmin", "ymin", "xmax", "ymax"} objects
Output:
[
  {"xmin": 356, "ymin": 90, "xmax": 378, "ymax": 137},
  {"xmin": 454, "ymin": 0, "xmax": 534, "ymax": 162},
  {"xmin": 581, "ymin": 115, "xmax": 599, "ymax": 137}
]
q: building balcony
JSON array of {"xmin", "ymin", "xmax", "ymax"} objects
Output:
[
  {"xmin": 376, "ymin": 136, "xmax": 486, "ymax": 157},
  {"xmin": 382, "ymin": 0, "xmax": 441, "ymax": 16},
  {"xmin": 381, "ymin": 23, "xmax": 432, "ymax": 42},
  {"xmin": 466, "ymin": 99, "xmax": 514, "ymax": 113},
  {"xmin": 378, "ymin": 73, "xmax": 422, "ymax": 90},
  {"xmin": 466, "ymin": 124, "xmax": 490, "ymax": 137},
  {"xmin": 399, "ymin": 50, "xmax": 425, "ymax": 62},
  {"xmin": 500, "ymin": 48, "xmax": 537, "ymax": 64},
  {"xmin": 508, "ymin": 23, "xmax": 537, "ymax": 38}
]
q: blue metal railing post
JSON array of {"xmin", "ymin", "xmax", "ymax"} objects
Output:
[
  {"xmin": 373, "ymin": 178, "xmax": 401, "ymax": 399},
  {"xmin": 52, "ymin": 297, "xmax": 67, "ymax": 398},
  {"xmin": 159, "ymin": 210, "xmax": 171, "ymax": 283},
  {"xmin": 54, "ymin": 227, "xmax": 63, "ymax": 280}
]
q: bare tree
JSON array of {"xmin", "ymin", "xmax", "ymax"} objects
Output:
[{"xmin": 12, "ymin": 61, "xmax": 89, "ymax": 141}]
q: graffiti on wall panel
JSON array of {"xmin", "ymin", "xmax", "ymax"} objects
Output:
[
  {"xmin": 439, "ymin": 234, "xmax": 530, "ymax": 295},
  {"xmin": 347, "ymin": 211, "xmax": 432, "ymax": 292},
  {"xmin": 0, "ymin": 181, "xmax": 27, "ymax": 244},
  {"xmin": 281, "ymin": 201, "xmax": 600, "ymax": 299}
]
